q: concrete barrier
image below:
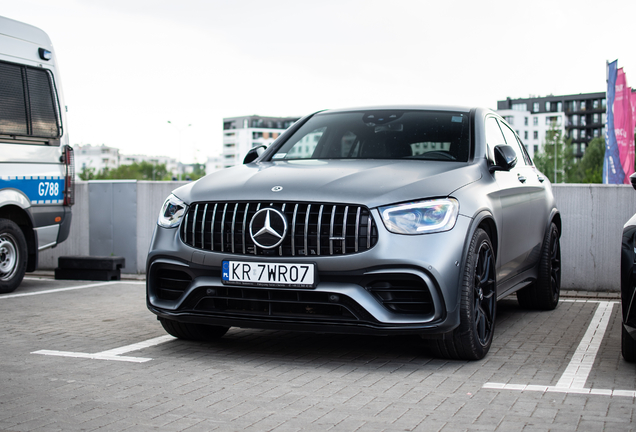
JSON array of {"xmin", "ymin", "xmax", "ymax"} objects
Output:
[{"xmin": 37, "ymin": 182, "xmax": 636, "ymax": 291}]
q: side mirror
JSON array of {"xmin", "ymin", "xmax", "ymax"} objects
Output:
[
  {"xmin": 630, "ymin": 172, "xmax": 636, "ymax": 191},
  {"xmin": 489, "ymin": 145, "xmax": 518, "ymax": 173},
  {"xmin": 243, "ymin": 145, "xmax": 267, "ymax": 164}
]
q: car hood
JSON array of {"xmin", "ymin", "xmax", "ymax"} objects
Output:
[{"xmin": 181, "ymin": 160, "xmax": 482, "ymax": 209}]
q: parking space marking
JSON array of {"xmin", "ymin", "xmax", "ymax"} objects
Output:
[
  {"xmin": 484, "ymin": 300, "xmax": 636, "ymax": 397},
  {"xmin": 1, "ymin": 280, "xmax": 145, "ymax": 299},
  {"xmin": 32, "ymin": 335, "xmax": 175, "ymax": 363}
]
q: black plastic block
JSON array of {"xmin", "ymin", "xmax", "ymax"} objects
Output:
[
  {"xmin": 57, "ymin": 256, "xmax": 125, "ymax": 271},
  {"xmin": 54, "ymin": 268, "xmax": 121, "ymax": 281}
]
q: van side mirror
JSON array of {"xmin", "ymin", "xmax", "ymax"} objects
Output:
[
  {"xmin": 489, "ymin": 145, "xmax": 518, "ymax": 173},
  {"xmin": 243, "ymin": 145, "xmax": 267, "ymax": 164}
]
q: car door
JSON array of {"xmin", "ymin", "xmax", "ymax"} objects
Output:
[{"xmin": 486, "ymin": 116, "xmax": 548, "ymax": 284}]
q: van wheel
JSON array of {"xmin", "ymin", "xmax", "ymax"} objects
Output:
[
  {"xmin": 159, "ymin": 317, "xmax": 229, "ymax": 341},
  {"xmin": 0, "ymin": 219, "xmax": 27, "ymax": 294}
]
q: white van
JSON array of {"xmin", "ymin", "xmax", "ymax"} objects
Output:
[{"xmin": 0, "ymin": 16, "xmax": 74, "ymax": 293}]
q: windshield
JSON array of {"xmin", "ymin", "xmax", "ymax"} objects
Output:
[{"xmin": 271, "ymin": 110, "xmax": 470, "ymax": 162}]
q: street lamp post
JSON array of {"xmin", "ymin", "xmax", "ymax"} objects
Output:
[{"xmin": 167, "ymin": 121, "xmax": 191, "ymax": 181}]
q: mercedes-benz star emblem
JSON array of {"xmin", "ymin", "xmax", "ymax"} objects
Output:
[{"xmin": 249, "ymin": 208, "xmax": 288, "ymax": 249}]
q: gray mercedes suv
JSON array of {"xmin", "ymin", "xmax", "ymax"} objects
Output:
[{"xmin": 146, "ymin": 106, "xmax": 561, "ymax": 360}]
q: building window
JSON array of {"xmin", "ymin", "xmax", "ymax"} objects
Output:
[
  {"xmin": 602, "ymin": 98, "xmax": 606, "ymax": 108},
  {"xmin": 557, "ymin": 102, "xmax": 563, "ymax": 112},
  {"xmin": 524, "ymin": 117, "xmax": 528, "ymax": 126},
  {"xmin": 533, "ymin": 131, "xmax": 538, "ymax": 139},
  {"xmin": 572, "ymin": 115, "xmax": 578, "ymax": 126},
  {"xmin": 534, "ymin": 145, "xmax": 539, "ymax": 155},
  {"xmin": 533, "ymin": 117, "xmax": 538, "ymax": 126},
  {"xmin": 593, "ymin": 129, "xmax": 599, "ymax": 137},
  {"xmin": 592, "ymin": 113, "xmax": 599, "ymax": 124},
  {"xmin": 545, "ymin": 101, "xmax": 551, "ymax": 111},
  {"xmin": 504, "ymin": 116, "xmax": 514, "ymax": 125},
  {"xmin": 593, "ymin": 99, "xmax": 599, "ymax": 109},
  {"xmin": 533, "ymin": 102, "xmax": 540, "ymax": 112},
  {"xmin": 524, "ymin": 131, "xmax": 528, "ymax": 140},
  {"xmin": 572, "ymin": 129, "xmax": 578, "ymax": 139},
  {"xmin": 580, "ymin": 100, "xmax": 586, "ymax": 111},
  {"xmin": 512, "ymin": 103, "xmax": 527, "ymax": 111},
  {"xmin": 580, "ymin": 116, "xmax": 586, "ymax": 126}
]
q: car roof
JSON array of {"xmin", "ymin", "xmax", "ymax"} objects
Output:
[{"xmin": 317, "ymin": 105, "xmax": 479, "ymax": 115}]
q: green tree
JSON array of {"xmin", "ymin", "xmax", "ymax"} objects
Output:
[
  {"xmin": 87, "ymin": 161, "xmax": 168, "ymax": 180},
  {"xmin": 533, "ymin": 124, "xmax": 575, "ymax": 183},
  {"xmin": 567, "ymin": 137, "xmax": 604, "ymax": 183},
  {"xmin": 78, "ymin": 166, "xmax": 97, "ymax": 180},
  {"xmin": 187, "ymin": 163, "xmax": 206, "ymax": 181}
]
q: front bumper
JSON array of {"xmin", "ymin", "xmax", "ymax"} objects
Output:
[{"xmin": 147, "ymin": 212, "xmax": 472, "ymax": 336}]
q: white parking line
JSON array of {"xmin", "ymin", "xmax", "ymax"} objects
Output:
[
  {"xmin": 32, "ymin": 335, "xmax": 175, "ymax": 363},
  {"xmin": 1, "ymin": 280, "xmax": 145, "ymax": 299},
  {"xmin": 483, "ymin": 300, "xmax": 636, "ymax": 398}
]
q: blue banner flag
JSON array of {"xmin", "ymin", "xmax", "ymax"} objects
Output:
[{"xmin": 604, "ymin": 60, "xmax": 626, "ymax": 184}]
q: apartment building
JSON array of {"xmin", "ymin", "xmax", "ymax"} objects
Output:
[
  {"xmin": 222, "ymin": 115, "xmax": 300, "ymax": 168},
  {"xmin": 497, "ymin": 92, "xmax": 606, "ymax": 159}
]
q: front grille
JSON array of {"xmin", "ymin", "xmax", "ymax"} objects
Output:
[
  {"xmin": 181, "ymin": 201, "xmax": 378, "ymax": 257},
  {"xmin": 193, "ymin": 286, "xmax": 360, "ymax": 320}
]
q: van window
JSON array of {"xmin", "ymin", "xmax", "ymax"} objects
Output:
[{"xmin": 0, "ymin": 60, "xmax": 62, "ymax": 142}]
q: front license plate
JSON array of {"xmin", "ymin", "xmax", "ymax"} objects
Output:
[{"xmin": 222, "ymin": 260, "xmax": 315, "ymax": 288}]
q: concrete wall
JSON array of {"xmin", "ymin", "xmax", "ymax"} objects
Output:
[{"xmin": 37, "ymin": 182, "xmax": 636, "ymax": 291}]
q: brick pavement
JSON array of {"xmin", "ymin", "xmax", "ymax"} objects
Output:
[{"xmin": 0, "ymin": 276, "xmax": 634, "ymax": 431}]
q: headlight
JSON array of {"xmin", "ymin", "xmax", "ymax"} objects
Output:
[
  {"xmin": 380, "ymin": 198, "xmax": 459, "ymax": 234},
  {"xmin": 158, "ymin": 194, "xmax": 187, "ymax": 228}
]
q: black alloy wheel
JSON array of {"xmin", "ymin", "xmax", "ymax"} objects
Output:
[
  {"xmin": 473, "ymin": 237, "xmax": 497, "ymax": 347},
  {"xmin": 425, "ymin": 228, "xmax": 496, "ymax": 360}
]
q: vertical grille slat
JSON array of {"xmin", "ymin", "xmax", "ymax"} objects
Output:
[
  {"xmin": 201, "ymin": 204, "xmax": 207, "ymax": 249},
  {"xmin": 342, "ymin": 206, "xmax": 349, "ymax": 255},
  {"xmin": 242, "ymin": 203, "xmax": 249, "ymax": 254},
  {"xmin": 182, "ymin": 201, "xmax": 378, "ymax": 257},
  {"xmin": 231, "ymin": 203, "xmax": 238, "ymax": 253},
  {"xmin": 291, "ymin": 204, "xmax": 298, "ymax": 257},
  {"xmin": 304, "ymin": 204, "xmax": 311, "ymax": 256},
  {"xmin": 317, "ymin": 205, "xmax": 324, "ymax": 256},
  {"xmin": 210, "ymin": 203, "xmax": 218, "ymax": 251},
  {"xmin": 220, "ymin": 203, "xmax": 228, "ymax": 252}
]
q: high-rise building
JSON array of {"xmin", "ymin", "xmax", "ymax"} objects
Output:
[
  {"xmin": 497, "ymin": 92, "xmax": 606, "ymax": 159},
  {"xmin": 222, "ymin": 115, "xmax": 300, "ymax": 168}
]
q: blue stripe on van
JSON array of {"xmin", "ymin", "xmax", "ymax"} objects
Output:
[{"xmin": 0, "ymin": 176, "xmax": 65, "ymax": 204}]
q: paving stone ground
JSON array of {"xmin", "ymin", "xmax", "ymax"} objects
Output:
[{"xmin": 0, "ymin": 276, "xmax": 634, "ymax": 431}]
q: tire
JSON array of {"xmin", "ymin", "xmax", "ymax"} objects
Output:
[
  {"xmin": 426, "ymin": 228, "xmax": 497, "ymax": 360},
  {"xmin": 159, "ymin": 317, "xmax": 229, "ymax": 341},
  {"xmin": 517, "ymin": 222, "xmax": 561, "ymax": 310},
  {"xmin": 0, "ymin": 219, "xmax": 28, "ymax": 294},
  {"xmin": 622, "ymin": 326, "xmax": 636, "ymax": 362}
]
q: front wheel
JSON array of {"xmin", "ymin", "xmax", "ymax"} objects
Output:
[
  {"xmin": 159, "ymin": 317, "xmax": 229, "ymax": 341},
  {"xmin": 426, "ymin": 228, "xmax": 497, "ymax": 360},
  {"xmin": 0, "ymin": 219, "xmax": 28, "ymax": 294}
]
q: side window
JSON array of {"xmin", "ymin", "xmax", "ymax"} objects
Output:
[
  {"xmin": 273, "ymin": 127, "xmax": 326, "ymax": 159},
  {"xmin": 485, "ymin": 116, "xmax": 506, "ymax": 161},
  {"xmin": 499, "ymin": 121, "xmax": 529, "ymax": 166}
]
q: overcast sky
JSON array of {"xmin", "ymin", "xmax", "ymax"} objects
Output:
[{"xmin": 3, "ymin": 0, "xmax": 635, "ymax": 163}]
